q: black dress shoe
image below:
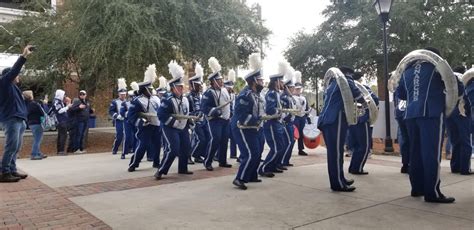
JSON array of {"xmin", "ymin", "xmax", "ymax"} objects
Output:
[
  {"xmin": 219, "ymin": 163, "xmax": 232, "ymax": 168},
  {"xmin": 345, "ymin": 179, "xmax": 354, "ymax": 186},
  {"xmin": 120, "ymin": 155, "xmax": 126, "ymax": 160},
  {"xmin": 178, "ymin": 171, "xmax": 193, "ymax": 175},
  {"xmin": 277, "ymin": 166, "xmax": 288, "ymax": 171},
  {"xmin": 298, "ymin": 150, "xmax": 308, "ymax": 156},
  {"xmin": 188, "ymin": 158, "xmax": 195, "ymax": 165},
  {"xmin": 11, "ymin": 172, "xmax": 28, "ymax": 179},
  {"xmin": 332, "ymin": 186, "xmax": 356, "ymax": 192},
  {"xmin": 401, "ymin": 166, "xmax": 409, "ymax": 174},
  {"xmin": 249, "ymin": 178, "xmax": 262, "ymax": 183},
  {"xmin": 154, "ymin": 171, "xmax": 163, "ymax": 180},
  {"xmin": 285, "ymin": 163, "xmax": 294, "ymax": 167},
  {"xmin": 0, "ymin": 173, "xmax": 21, "ymax": 183},
  {"xmin": 425, "ymin": 196, "xmax": 455, "ymax": 203},
  {"xmin": 272, "ymin": 169, "xmax": 284, "ymax": 173},
  {"xmin": 112, "ymin": 152, "xmax": 117, "ymax": 155},
  {"xmin": 205, "ymin": 166, "xmax": 214, "ymax": 171},
  {"xmin": 460, "ymin": 171, "xmax": 474, "ymax": 175},
  {"xmin": 194, "ymin": 157, "xmax": 204, "ymax": 163},
  {"xmin": 349, "ymin": 170, "xmax": 369, "ymax": 175},
  {"xmin": 411, "ymin": 191, "xmax": 424, "ymax": 197},
  {"xmin": 233, "ymin": 179, "xmax": 247, "ymax": 190},
  {"xmin": 152, "ymin": 164, "xmax": 160, "ymax": 168},
  {"xmin": 128, "ymin": 166, "xmax": 136, "ymax": 172},
  {"xmin": 259, "ymin": 172, "xmax": 275, "ymax": 178}
]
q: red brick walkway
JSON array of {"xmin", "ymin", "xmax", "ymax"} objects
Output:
[{"xmin": 0, "ymin": 153, "xmax": 400, "ymax": 230}]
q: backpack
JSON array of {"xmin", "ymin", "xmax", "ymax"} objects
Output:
[{"xmin": 40, "ymin": 105, "xmax": 58, "ymax": 131}]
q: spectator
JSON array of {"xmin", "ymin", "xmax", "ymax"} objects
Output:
[
  {"xmin": 69, "ymin": 90, "xmax": 93, "ymax": 154},
  {"xmin": 23, "ymin": 90, "xmax": 48, "ymax": 160},
  {"xmin": 53, "ymin": 89, "xmax": 72, "ymax": 155},
  {"xmin": 0, "ymin": 45, "xmax": 33, "ymax": 183}
]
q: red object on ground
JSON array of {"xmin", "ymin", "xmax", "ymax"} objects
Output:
[{"xmin": 293, "ymin": 125, "xmax": 300, "ymax": 140}]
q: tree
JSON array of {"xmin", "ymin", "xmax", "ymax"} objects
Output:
[
  {"xmin": 0, "ymin": 0, "xmax": 270, "ymax": 96},
  {"xmin": 284, "ymin": 1, "xmax": 473, "ymax": 99}
]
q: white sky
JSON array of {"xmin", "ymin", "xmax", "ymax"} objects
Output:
[{"xmin": 242, "ymin": 0, "xmax": 331, "ymax": 79}]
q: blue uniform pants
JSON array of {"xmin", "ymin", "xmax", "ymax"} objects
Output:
[
  {"xmin": 446, "ymin": 115, "xmax": 472, "ymax": 173},
  {"xmin": 233, "ymin": 125, "xmax": 261, "ymax": 182},
  {"xmin": 191, "ymin": 123, "xmax": 208, "ymax": 159},
  {"xmin": 295, "ymin": 116, "xmax": 306, "ymax": 151},
  {"xmin": 229, "ymin": 124, "xmax": 238, "ymax": 158},
  {"xmin": 129, "ymin": 124, "xmax": 153, "ymax": 168},
  {"xmin": 396, "ymin": 118, "xmax": 410, "ymax": 167},
  {"xmin": 112, "ymin": 120, "xmax": 124, "ymax": 154},
  {"xmin": 158, "ymin": 126, "xmax": 191, "ymax": 174},
  {"xmin": 259, "ymin": 120, "xmax": 285, "ymax": 174},
  {"xmin": 348, "ymin": 122, "xmax": 370, "ymax": 173},
  {"xmin": 204, "ymin": 119, "xmax": 229, "ymax": 167},
  {"xmin": 281, "ymin": 122, "xmax": 295, "ymax": 166},
  {"xmin": 320, "ymin": 111, "xmax": 350, "ymax": 190},
  {"xmin": 405, "ymin": 116, "xmax": 444, "ymax": 200},
  {"xmin": 122, "ymin": 121, "xmax": 135, "ymax": 155},
  {"xmin": 150, "ymin": 125, "xmax": 162, "ymax": 167}
]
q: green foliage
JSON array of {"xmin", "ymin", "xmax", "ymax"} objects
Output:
[
  {"xmin": 284, "ymin": 1, "xmax": 473, "ymax": 87},
  {"xmin": 0, "ymin": 0, "xmax": 269, "ymax": 96}
]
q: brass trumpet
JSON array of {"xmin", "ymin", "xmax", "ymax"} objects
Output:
[
  {"xmin": 260, "ymin": 114, "xmax": 281, "ymax": 121},
  {"xmin": 278, "ymin": 108, "xmax": 300, "ymax": 115},
  {"xmin": 237, "ymin": 123, "xmax": 260, "ymax": 130}
]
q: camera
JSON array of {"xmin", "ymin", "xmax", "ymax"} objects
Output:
[{"xmin": 28, "ymin": 46, "xmax": 36, "ymax": 52}]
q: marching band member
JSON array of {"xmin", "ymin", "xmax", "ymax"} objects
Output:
[
  {"xmin": 293, "ymin": 72, "xmax": 311, "ymax": 156},
  {"xmin": 224, "ymin": 69, "xmax": 238, "ymax": 160},
  {"xmin": 281, "ymin": 69, "xmax": 298, "ymax": 167},
  {"xmin": 258, "ymin": 61, "xmax": 288, "ymax": 177},
  {"xmin": 202, "ymin": 57, "xmax": 233, "ymax": 171},
  {"xmin": 149, "ymin": 86, "xmax": 162, "ymax": 168},
  {"xmin": 393, "ymin": 83, "xmax": 410, "ymax": 173},
  {"xmin": 395, "ymin": 47, "xmax": 457, "ymax": 203},
  {"xmin": 119, "ymin": 86, "xmax": 137, "ymax": 159},
  {"xmin": 348, "ymin": 71, "xmax": 379, "ymax": 175},
  {"xmin": 127, "ymin": 65, "xmax": 158, "ymax": 172},
  {"xmin": 109, "ymin": 78, "xmax": 128, "ymax": 156},
  {"xmin": 318, "ymin": 66, "xmax": 366, "ymax": 192},
  {"xmin": 232, "ymin": 53, "xmax": 265, "ymax": 189},
  {"xmin": 187, "ymin": 62, "xmax": 207, "ymax": 164},
  {"xmin": 447, "ymin": 66, "xmax": 472, "ymax": 175},
  {"xmin": 155, "ymin": 61, "xmax": 193, "ymax": 179}
]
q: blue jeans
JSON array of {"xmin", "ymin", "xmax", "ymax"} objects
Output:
[
  {"xmin": 30, "ymin": 124, "xmax": 44, "ymax": 157},
  {"xmin": 1, "ymin": 118, "xmax": 26, "ymax": 174},
  {"xmin": 74, "ymin": 120, "xmax": 88, "ymax": 151}
]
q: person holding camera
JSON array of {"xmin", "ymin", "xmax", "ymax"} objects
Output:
[{"xmin": 0, "ymin": 45, "xmax": 33, "ymax": 183}]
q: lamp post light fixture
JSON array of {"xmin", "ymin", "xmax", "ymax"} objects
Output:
[{"xmin": 374, "ymin": 0, "xmax": 394, "ymax": 153}]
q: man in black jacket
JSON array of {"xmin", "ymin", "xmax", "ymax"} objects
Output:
[{"xmin": 69, "ymin": 90, "xmax": 93, "ymax": 154}]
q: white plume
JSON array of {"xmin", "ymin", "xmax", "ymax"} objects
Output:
[
  {"xmin": 130, "ymin": 81, "xmax": 139, "ymax": 91},
  {"xmin": 208, "ymin": 57, "xmax": 221, "ymax": 73},
  {"xmin": 285, "ymin": 66, "xmax": 295, "ymax": 83},
  {"xmin": 227, "ymin": 69, "xmax": 236, "ymax": 82},
  {"xmin": 168, "ymin": 60, "xmax": 184, "ymax": 79},
  {"xmin": 158, "ymin": 76, "xmax": 167, "ymax": 89},
  {"xmin": 117, "ymin": 78, "xmax": 127, "ymax": 90},
  {"xmin": 249, "ymin": 53, "xmax": 262, "ymax": 71},
  {"xmin": 144, "ymin": 64, "xmax": 157, "ymax": 84},
  {"xmin": 294, "ymin": 71, "xmax": 302, "ymax": 84},
  {"xmin": 278, "ymin": 60, "xmax": 289, "ymax": 76},
  {"xmin": 195, "ymin": 62, "xmax": 204, "ymax": 78}
]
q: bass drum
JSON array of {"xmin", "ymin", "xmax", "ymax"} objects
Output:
[{"xmin": 303, "ymin": 123, "xmax": 321, "ymax": 149}]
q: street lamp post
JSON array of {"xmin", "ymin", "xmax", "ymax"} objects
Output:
[{"xmin": 374, "ymin": 0, "xmax": 394, "ymax": 153}]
